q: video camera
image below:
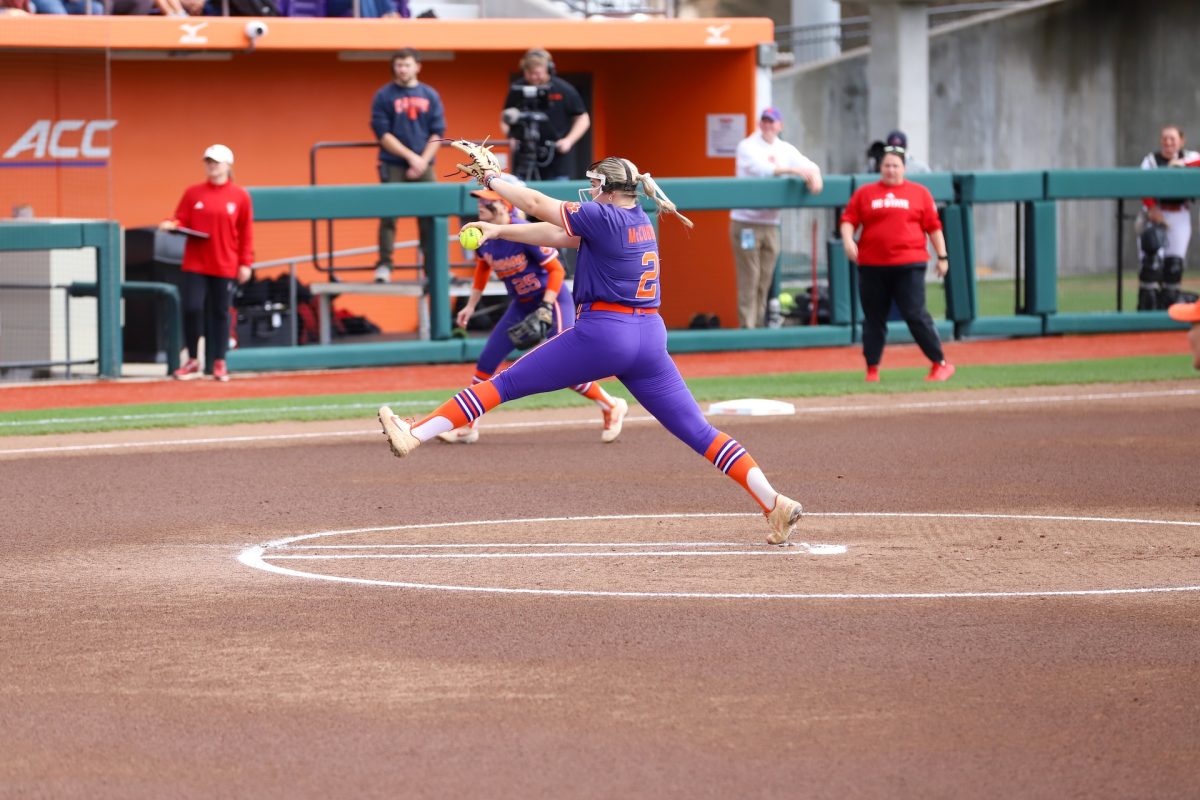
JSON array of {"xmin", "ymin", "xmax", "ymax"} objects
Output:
[{"xmin": 506, "ymin": 83, "xmax": 556, "ymax": 181}]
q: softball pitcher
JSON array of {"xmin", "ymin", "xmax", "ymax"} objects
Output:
[
  {"xmin": 380, "ymin": 154, "xmax": 803, "ymax": 545},
  {"xmin": 438, "ymin": 185, "xmax": 626, "ymax": 444}
]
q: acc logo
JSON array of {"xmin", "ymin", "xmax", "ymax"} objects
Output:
[{"xmin": 3, "ymin": 119, "xmax": 118, "ymax": 161}]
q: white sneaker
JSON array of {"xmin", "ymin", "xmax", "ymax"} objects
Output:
[
  {"xmin": 378, "ymin": 405, "xmax": 421, "ymax": 458},
  {"xmin": 765, "ymin": 494, "xmax": 803, "ymax": 545},
  {"xmin": 600, "ymin": 397, "xmax": 628, "ymax": 443},
  {"xmin": 374, "ymin": 265, "xmax": 392, "ymax": 284},
  {"xmin": 436, "ymin": 425, "xmax": 480, "ymax": 444}
]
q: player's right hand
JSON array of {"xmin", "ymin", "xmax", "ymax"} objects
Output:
[
  {"xmin": 455, "ymin": 304, "xmax": 476, "ymax": 329},
  {"xmin": 465, "ymin": 221, "xmax": 498, "ymax": 245}
]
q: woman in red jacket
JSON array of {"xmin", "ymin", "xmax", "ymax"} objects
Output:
[
  {"xmin": 839, "ymin": 146, "xmax": 955, "ymax": 383},
  {"xmin": 159, "ymin": 144, "xmax": 254, "ymax": 382}
]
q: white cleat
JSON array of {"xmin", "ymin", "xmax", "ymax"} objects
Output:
[
  {"xmin": 436, "ymin": 425, "xmax": 480, "ymax": 444},
  {"xmin": 378, "ymin": 405, "xmax": 421, "ymax": 458},
  {"xmin": 600, "ymin": 397, "xmax": 628, "ymax": 443},
  {"xmin": 765, "ymin": 494, "xmax": 803, "ymax": 546}
]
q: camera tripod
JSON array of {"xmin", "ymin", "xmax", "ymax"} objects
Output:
[{"xmin": 512, "ymin": 138, "xmax": 556, "ymax": 182}]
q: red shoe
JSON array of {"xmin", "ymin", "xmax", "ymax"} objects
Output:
[
  {"xmin": 212, "ymin": 359, "xmax": 230, "ymax": 382},
  {"xmin": 173, "ymin": 358, "xmax": 201, "ymax": 380},
  {"xmin": 926, "ymin": 362, "xmax": 956, "ymax": 382},
  {"xmin": 865, "ymin": 365, "xmax": 880, "ymax": 383}
]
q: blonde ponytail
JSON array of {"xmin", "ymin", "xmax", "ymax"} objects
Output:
[{"xmin": 637, "ymin": 172, "xmax": 694, "ymax": 229}]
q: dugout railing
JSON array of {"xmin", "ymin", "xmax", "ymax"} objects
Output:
[
  {"xmin": 227, "ymin": 167, "xmax": 1198, "ymax": 373},
  {"xmin": 4, "ymin": 170, "xmax": 1198, "ymax": 378}
]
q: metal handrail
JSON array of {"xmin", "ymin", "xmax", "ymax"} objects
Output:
[
  {"xmin": 309, "ymin": 141, "xmax": 377, "ymax": 279},
  {"xmin": 548, "ymin": 0, "xmax": 673, "ymax": 17},
  {"xmin": 307, "ymin": 138, "xmax": 506, "ymax": 281},
  {"xmin": 244, "ymin": 234, "xmax": 474, "ymax": 347}
]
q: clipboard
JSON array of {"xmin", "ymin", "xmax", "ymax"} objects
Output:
[{"xmin": 168, "ymin": 226, "xmax": 210, "ymax": 240}]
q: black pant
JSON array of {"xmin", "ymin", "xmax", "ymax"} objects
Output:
[
  {"xmin": 858, "ymin": 264, "xmax": 944, "ymax": 367},
  {"xmin": 181, "ymin": 271, "xmax": 236, "ymax": 368}
]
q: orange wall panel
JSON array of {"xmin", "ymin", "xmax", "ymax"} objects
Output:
[
  {"xmin": 1, "ymin": 33, "xmax": 768, "ymax": 332},
  {"xmin": 586, "ymin": 50, "xmax": 757, "ymax": 328}
]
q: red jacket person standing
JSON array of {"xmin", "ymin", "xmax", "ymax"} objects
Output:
[
  {"xmin": 839, "ymin": 146, "xmax": 954, "ymax": 383},
  {"xmin": 160, "ymin": 144, "xmax": 254, "ymax": 381}
]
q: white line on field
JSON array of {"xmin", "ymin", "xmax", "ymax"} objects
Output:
[{"xmin": 3, "ymin": 386, "xmax": 1197, "ymax": 457}]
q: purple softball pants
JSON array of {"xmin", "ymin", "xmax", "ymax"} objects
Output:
[
  {"xmin": 475, "ymin": 288, "xmax": 576, "ymax": 377},
  {"xmin": 492, "ymin": 310, "xmax": 719, "ymax": 456}
]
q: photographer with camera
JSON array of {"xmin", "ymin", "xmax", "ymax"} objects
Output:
[{"xmin": 500, "ymin": 48, "xmax": 589, "ymax": 181}]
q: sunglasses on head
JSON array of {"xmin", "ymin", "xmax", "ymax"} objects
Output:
[{"xmin": 883, "ymin": 145, "xmax": 906, "ymax": 154}]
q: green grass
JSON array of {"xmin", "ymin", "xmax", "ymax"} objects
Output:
[
  {"xmin": 926, "ymin": 272, "xmax": 1200, "ymax": 317},
  {"xmin": 1, "ymin": 354, "xmax": 1193, "ymax": 438}
]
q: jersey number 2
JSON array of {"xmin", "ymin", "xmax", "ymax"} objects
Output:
[{"xmin": 636, "ymin": 251, "xmax": 660, "ymax": 299}]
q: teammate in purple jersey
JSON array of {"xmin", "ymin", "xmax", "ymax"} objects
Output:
[
  {"xmin": 380, "ymin": 156, "xmax": 803, "ymax": 545},
  {"xmin": 438, "ymin": 185, "xmax": 626, "ymax": 444}
]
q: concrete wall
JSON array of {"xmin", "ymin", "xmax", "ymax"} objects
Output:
[{"xmin": 774, "ymin": 0, "xmax": 1200, "ymax": 276}]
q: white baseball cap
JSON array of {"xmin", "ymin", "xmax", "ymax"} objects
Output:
[{"xmin": 203, "ymin": 144, "xmax": 234, "ymax": 165}]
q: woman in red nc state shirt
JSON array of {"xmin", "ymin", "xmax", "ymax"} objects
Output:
[
  {"xmin": 839, "ymin": 146, "xmax": 955, "ymax": 383},
  {"xmin": 159, "ymin": 144, "xmax": 255, "ymax": 382}
]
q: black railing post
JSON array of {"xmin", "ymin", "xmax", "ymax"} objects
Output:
[{"xmin": 1116, "ymin": 198, "xmax": 1125, "ymax": 311}]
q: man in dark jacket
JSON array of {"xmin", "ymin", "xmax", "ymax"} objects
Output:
[{"xmin": 370, "ymin": 48, "xmax": 446, "ymax": 283}]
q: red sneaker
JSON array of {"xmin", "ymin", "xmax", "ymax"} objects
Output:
[
  {"xmin": 926, "ymin": 362, "xmax": 956, "ymax": 382},
  {"xmin": 865, "ymin": 365, "xmax": 880, "ymax": 383},
  {"xmin": 173, "ymin": 358, "xmax": 201, "ymax": 380},
  {"xmin": 212, "ymin": 359, "xmax": 230, "ymax": 382}
]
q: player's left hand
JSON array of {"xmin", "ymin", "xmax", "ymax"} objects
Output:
[
  {"xmin": 445, "ymin": 138, "xmax": 502, "ymax": 184},
  {"xmin": 507, "ymin": 301, "xmax": 554, "ymax": 350}
]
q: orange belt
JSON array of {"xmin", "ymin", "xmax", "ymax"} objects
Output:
[{"xmin": 578, "ymin": 301, "xmax": 659, "ymax": 315}]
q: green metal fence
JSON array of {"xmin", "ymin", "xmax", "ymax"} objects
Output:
[{"xmin": 4, "ymin": 169, "xmax": 1198, "ymax": 377}]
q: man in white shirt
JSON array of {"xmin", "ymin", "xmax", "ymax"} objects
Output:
[{"xmin": 730, "ymin": 107, "xmax": 823, "ymax": 328}]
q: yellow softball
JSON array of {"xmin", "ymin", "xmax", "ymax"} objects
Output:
[{"xmin": 459, "ymin": 227, "xmax": 483, "ymax": 250}]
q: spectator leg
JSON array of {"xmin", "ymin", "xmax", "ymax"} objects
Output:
[
  {"xmin": 180, "ymin": 271, "xmax": 207, "ymax": 361},
  {"xmin": 893, "ymin": 266, "xmax": 945, "ymax": 364},
  {"xmin": 203, "ymin": 276, "xmax": 236, "ymax": 365},
  {"xmin": 857, "ymin": 266, "xmax": 892, "ymax": 367},
  {"xmin": 376, "ymin": 162, "xmax": 404, "ymax": 267},
  {"xmin": 413, "ymin": 166, "xmax": 437, "ymax": 279},
  {"xmin": 756, "ymin": 225, "xmax": 781, "ymax": 327},
  {"xmin": 731, "ymin": 221, "xmax": 762, "ymax": 329}
]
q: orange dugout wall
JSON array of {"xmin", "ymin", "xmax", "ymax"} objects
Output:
[{"xmin": 0, "ymin": 17, "xmax": 773, "ymax": 331}]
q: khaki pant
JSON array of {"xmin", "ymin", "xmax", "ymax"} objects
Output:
[
  {"xmin": 730, "ymin": 221, "xmax": 781, "ymax": 328},
  {"xmin": 378, "ymin": 161, "xmax": 435, "ymax": 273}
]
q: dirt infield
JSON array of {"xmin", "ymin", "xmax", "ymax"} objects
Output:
[{"xmin": 2, "ymin": 380, "xmax": 1199, "ymax": 798}]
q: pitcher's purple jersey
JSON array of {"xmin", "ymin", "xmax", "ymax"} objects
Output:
[
  {"xmin": 475, "ymin": 219, "xmax": 562, "ymax": 302},
  {"xmin": 560, "ymin": 201, "xmax": 660, "ymax": 308}
]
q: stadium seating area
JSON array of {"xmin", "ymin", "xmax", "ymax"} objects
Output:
[{"xmin": 4, "ymin": 0, "xmax": 410, "ymax": 16}]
